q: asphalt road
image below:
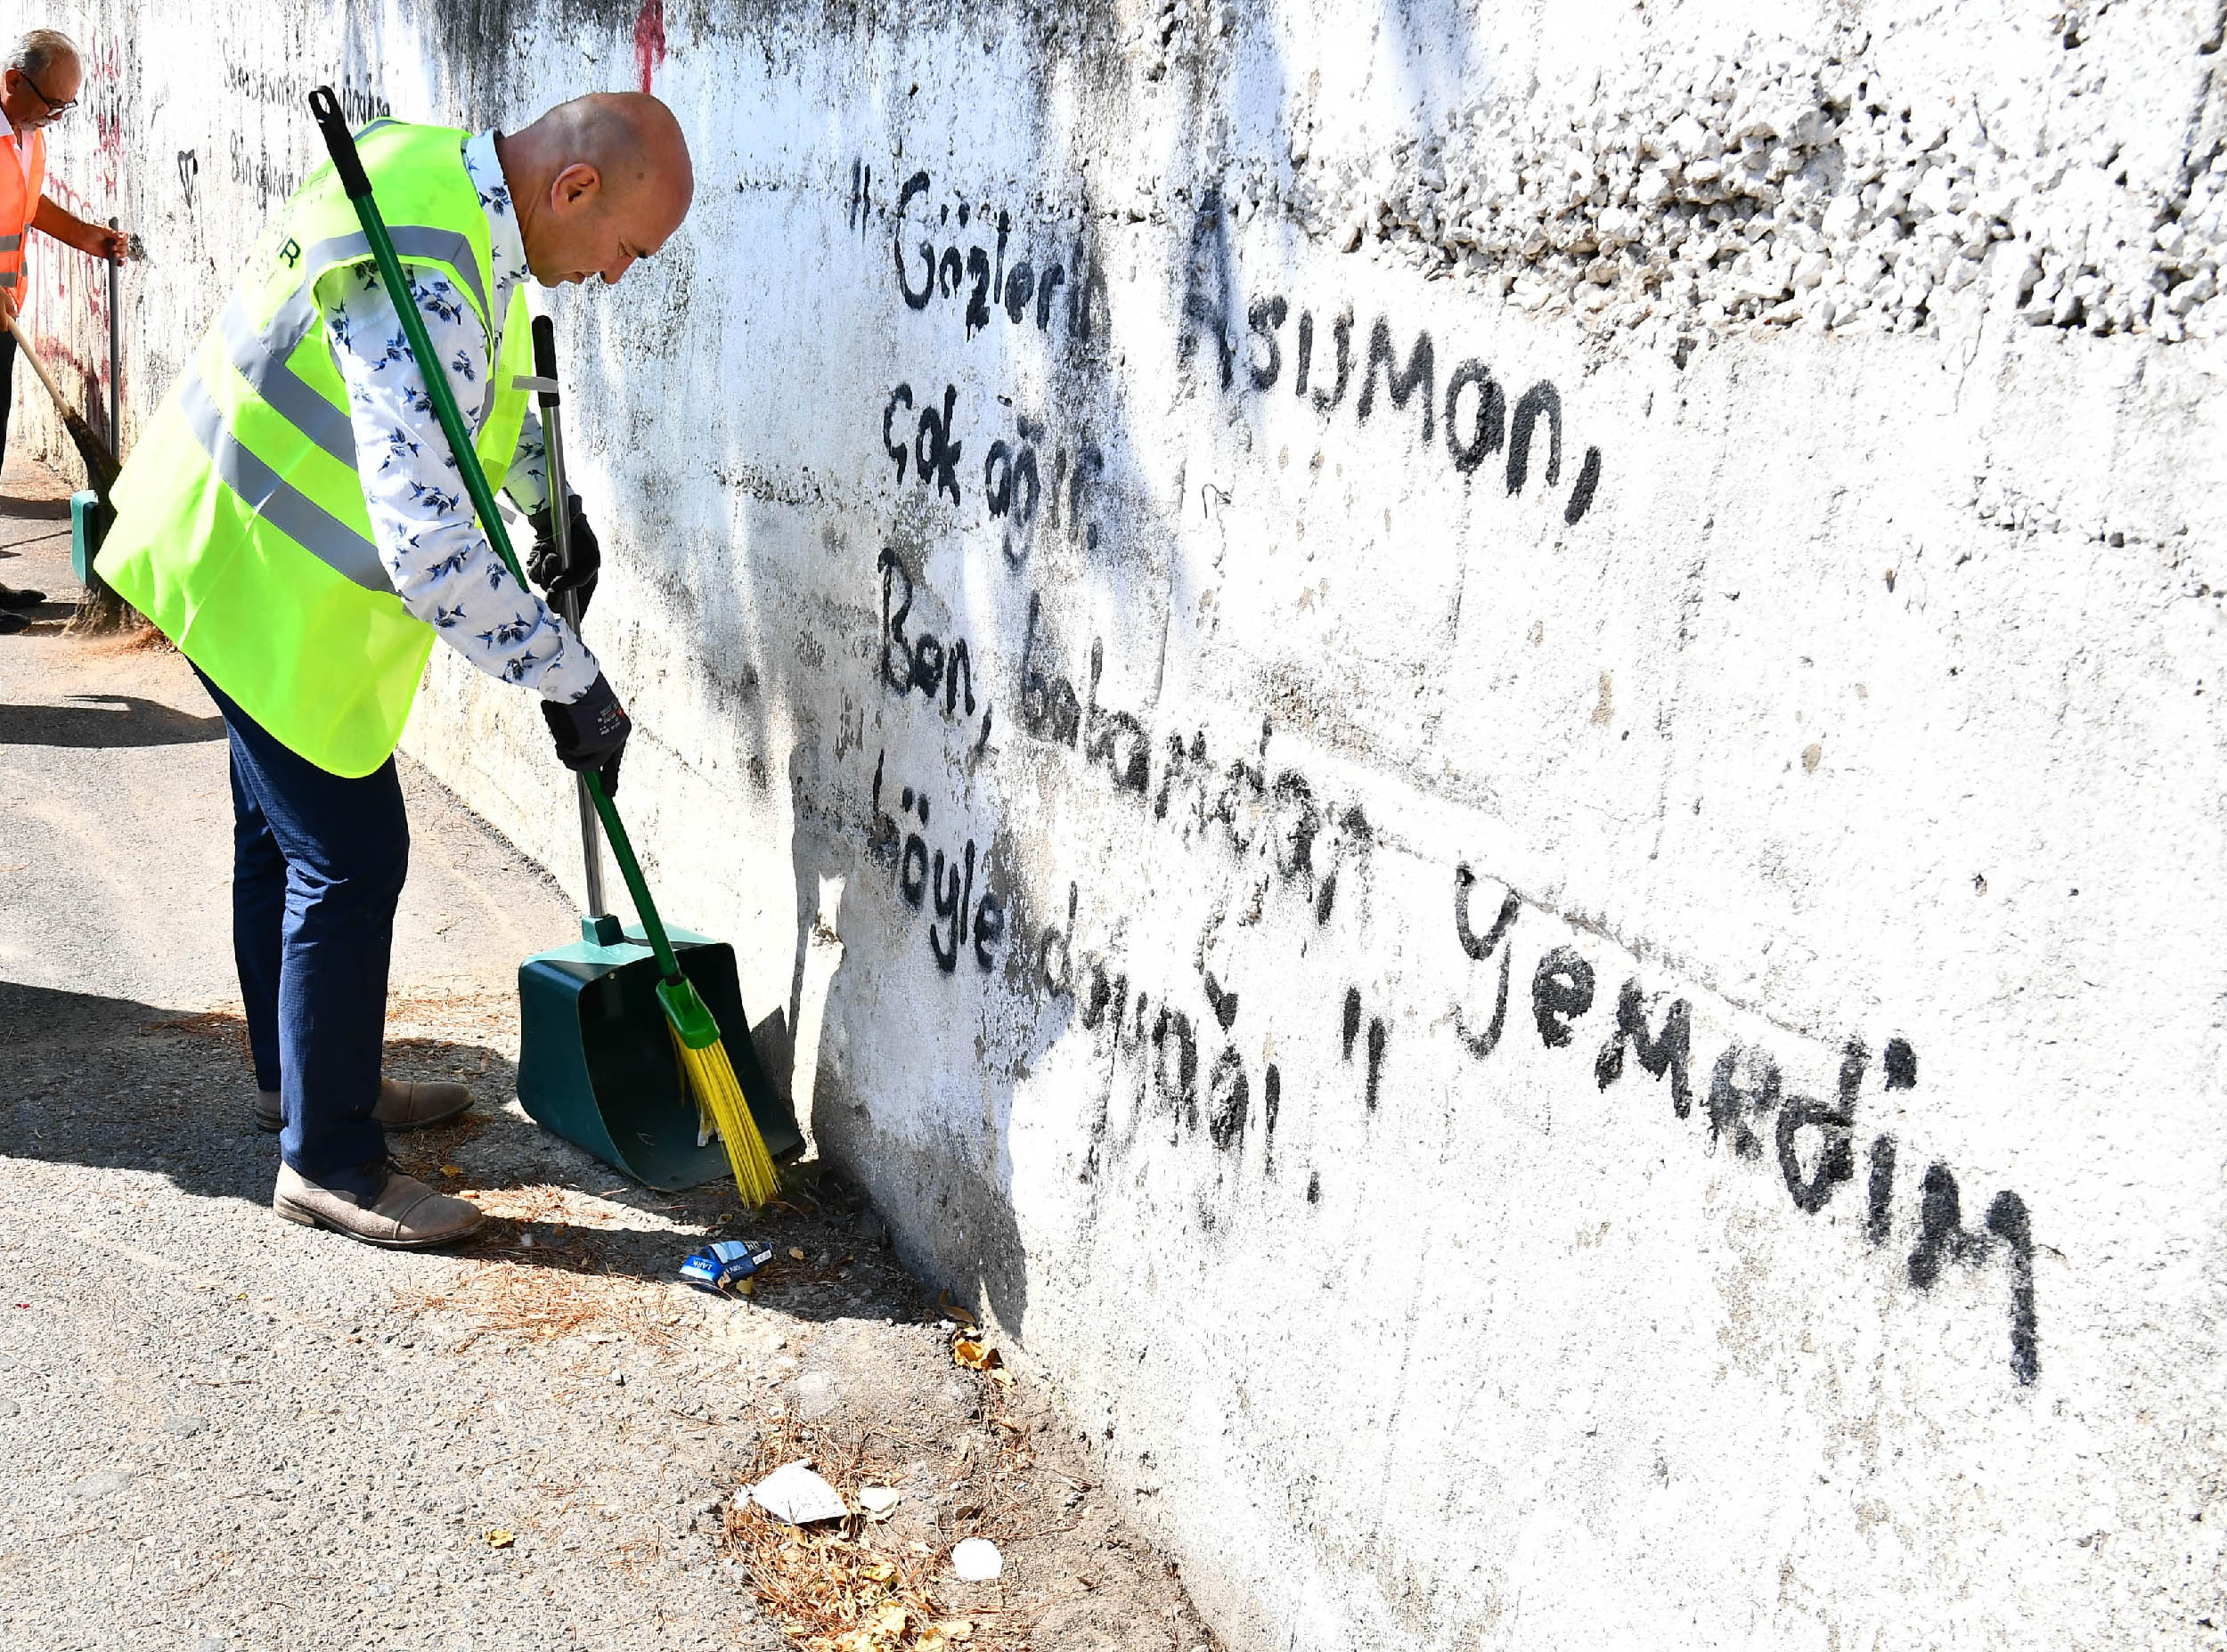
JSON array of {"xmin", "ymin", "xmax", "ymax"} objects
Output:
[{"xmin": 0, "ymin": 461, "xmax": 1212, "ymax": 1652}]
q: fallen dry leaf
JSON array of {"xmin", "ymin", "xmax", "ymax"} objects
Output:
[
  {"xmin": 788, "ymin": 1247, "xmax": 807, "ymax": 1261},
  {"xmin": 937, "ymin": 1292, "xmax": 976, "ymax": 1328},
  {"xmin": 951, "ymin": 1338, "xmax": 1002, "ymax": 1372},
  {"xmin": 484, "ymin": 1529, "xmax": 514, "ymax": 1549},
  {"xmin": 872, "ymin": 1601, "xmax": 908, "ymax": 1635}
]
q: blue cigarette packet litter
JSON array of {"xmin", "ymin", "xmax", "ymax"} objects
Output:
[{"xmin": 680, "ymin": 1238, "xmax": 775, "ymax": 1293}]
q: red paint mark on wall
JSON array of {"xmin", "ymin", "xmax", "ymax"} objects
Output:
[
  {"xmin": 633, "ymin": 0, "xmax": 666, "ymax": 94},
  {"xmin": 85, "ymin": 29, "xmax": 126, "ymax": 201},
  {"xmin": 25, "ymin": 175, "xmax": 115, "ymax": 439}
]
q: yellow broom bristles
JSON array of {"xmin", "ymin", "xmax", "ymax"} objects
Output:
[{"xmin": 671, "ymin": 1028, "xmax": 781, "ymax": 1208}]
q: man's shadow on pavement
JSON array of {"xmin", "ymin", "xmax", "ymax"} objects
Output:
[
  {"xmin": 0, "ymin": 980, "xmax": 902, "ymax": 1326},
  {"xmin": 0, "ymin": 694, "xmax": 225, "ymax": 747}
]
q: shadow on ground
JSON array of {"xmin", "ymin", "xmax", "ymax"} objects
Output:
[
  {"xmin": 0, "ymin": 978, "xmax": 908, "ymax": 1328},
  {"xmin": 0, "ymin": 492, "xmax": 71, "ymax": 520},
  {"xmin": 0, "ymin": 693, "xmax": 225, "ymax": 747}
]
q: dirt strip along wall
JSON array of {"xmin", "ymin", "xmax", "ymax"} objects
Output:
[{"xmin": 38, "ymin": 1, "xmax": 2227, "ymax": 1647}]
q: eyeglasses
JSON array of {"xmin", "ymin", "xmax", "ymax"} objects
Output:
[{"xmin": 13, "ymin": 69, "xmax": 74, "ymax": 119}]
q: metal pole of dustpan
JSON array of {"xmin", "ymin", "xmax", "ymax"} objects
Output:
[{"xmin": 519, "ymin": 315, "xmax": 608, "ymax": 922}]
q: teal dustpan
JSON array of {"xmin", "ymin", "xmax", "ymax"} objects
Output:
[
  {"xmin": 518, "ymin": 916, "xmax": 802, "ymax": 1190},
  {"xmin": 506, "ymin": 315, "xmax": 800, "ymax": 1190}
]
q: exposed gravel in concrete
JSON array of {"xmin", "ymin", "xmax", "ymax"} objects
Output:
[{"xmin": 0, "ymin": 462, "xmax": 1212, "ymax": 1651}]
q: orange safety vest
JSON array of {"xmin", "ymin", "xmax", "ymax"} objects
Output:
[{"xmin": 0, "ymin": 124, "xmax": 46, "ymax": 311}]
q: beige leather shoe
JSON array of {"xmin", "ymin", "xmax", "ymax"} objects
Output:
[
  {"xmin": 253, "ymin": 1078, "xmax": 474, "ymax": 1135},
  {"xmin": 272, "ymin": 1162, "xmax": 485, "ymax": 1249},
  {"xmin": 372, "ymin": 1078, "xmax": 473, "ymax": 1130}
]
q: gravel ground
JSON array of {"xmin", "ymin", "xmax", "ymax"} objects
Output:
[{"xmin": 0, "ymin": 460, "xmax": 1215, "ymax": 1652}]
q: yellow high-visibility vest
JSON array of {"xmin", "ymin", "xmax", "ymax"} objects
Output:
[{"xmin": 98, "ymin": 120, "xmax": 533, "ymax": 777}]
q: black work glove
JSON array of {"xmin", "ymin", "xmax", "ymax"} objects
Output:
[
  {"xmin": 526, "ymin": 494, "xmax": 601, "ymax": 623},
  {"xmin": 542, "ymin": 672, "xmax": 630, "ymax": 796}
]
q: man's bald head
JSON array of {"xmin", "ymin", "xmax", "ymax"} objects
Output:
[{"xmin": 497, "ymin": 92, "xmax": 694, "ymax": 288}]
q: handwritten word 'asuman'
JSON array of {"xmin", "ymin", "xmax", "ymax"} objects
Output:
[
  {"xmin": 1454, "ymin": 865, "xmax": 2039, "ymax": 1387},
  {"xmin": 1179, "ymin": 186, "xmax": 1603, "ymax": 529}
]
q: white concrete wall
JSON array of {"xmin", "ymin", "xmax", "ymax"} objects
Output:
[{"xmin": 42, "ymin": 1, "xmax": 2227, "ymax": 1646}]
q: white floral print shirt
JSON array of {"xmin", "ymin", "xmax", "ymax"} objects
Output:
[{"xmin": 317, "ymin": 129, "xmax": 600, "ymax": 704}]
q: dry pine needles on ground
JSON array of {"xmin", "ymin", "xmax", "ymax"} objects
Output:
[{"xmin": 723, "ymin": 1412, "xmax": 981, "ymax": 1652}]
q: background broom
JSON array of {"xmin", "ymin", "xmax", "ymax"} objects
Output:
[
  {"xmin": 307, "ymin": 87, "xmax": 779, "ymax": 1208},
  {"xmin": 1, "ymin": 304, "xmax": 136, "ymax": 631}
]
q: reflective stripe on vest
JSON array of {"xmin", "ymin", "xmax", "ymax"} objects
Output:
[
  {"xmin": 216, "ymin": 289, "xmax": 353, "ymax": 469},
  {"xmin": 175, "ymin": 363, "xmax": 394, "ymax": 593},
  {"xmin": 210, "ymin": 224, "xmax": 497, "ymax": 472},
  {"xmin": 0, "ymin": 128, "xmax": 45, "ymax": 309},
  {"xmin": 299, "ymin": 225, "xmax": 491, "ymax": 321}
]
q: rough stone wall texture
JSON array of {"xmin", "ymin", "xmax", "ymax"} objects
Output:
[{"xmin": 29, "ymin": 1, "xmax": 2227, "ymax": 1648}]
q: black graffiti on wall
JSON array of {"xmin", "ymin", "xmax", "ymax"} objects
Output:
[
  {"xmin": 1342, "ymin": 987, "xmax": 1388, "ymax": 1111},
  {"xmin": 878, "ymin": 379, "xmax": 1109, "ymax": 561},
  {"xmin": 1057, "ymin": 899, "xmax": 1289, "ymax": 1207},
  {"xmin": 229, "ymin": 129, "xmax": 298, "ymax": 208},
  {"xmin": 858, "ymin": 710, "xmax": 2038, "ymax": 1382},
  {"xmin": 877, "ymin": 547, "xmax": 992, "ymax": 750},
  {"xmin": 223, "ymin": 63, "xmax": 389, "ymax": 123},
  {"xmin": 882, "ymin": 382, "xmax": 965, "ymax": 505},
  {"xmin": 890, "ymin": 169, "xmax": 1111, "ymax": 345},
  {"xmin": 1451, "ymin": 863, "xmax": 2039, "ymax": 1386},
  {"xmin": 867, "ymin": 753, "xmax": 1007, "ymax": 976},
  {"xmin": 861, "ymin": 547, "xmax": 1364, "ymax": 950},
  {"xmin": 984, "ymin": 410, "xmax": 1104, "ymax": 561},
  {"xmin": 1179, "ymin": 187, "xmax": 1604, "ymax": 528},
  {"xmin": 851, "ymin": 175, "xmax": 2027, "ymax": 1389},
  {"xmin": 865, "ymin": 748, "xmax": 1301, "ymax": 1210},
  {"xmin": 846, "ymin": 158, "xmax": 877, "ymax": 237},
  {"xmin": 1016, "ymin": 590, "xmax": 1370, "ymax": 926}
]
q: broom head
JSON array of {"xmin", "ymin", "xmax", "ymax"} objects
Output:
[{"xmin": 657, "ymin": 973, "xmax": 780, "ymax": 1208}]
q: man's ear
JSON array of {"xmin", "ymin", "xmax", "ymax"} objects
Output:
[{"xmin": 551, "ymin": 162, "xmax": 602, "ymax": 214}]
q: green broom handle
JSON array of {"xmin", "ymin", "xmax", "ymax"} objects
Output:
[
  {"xmin": 308, "ymin": 88, "xmax": 687, "ymax": 986},
  {"xmin": 582, "ymin": 771, "xmax": 686, "ymax": 981},
  {"xmin": 308, "ymin": 88, "xmax": 528, "ymax": 590}
]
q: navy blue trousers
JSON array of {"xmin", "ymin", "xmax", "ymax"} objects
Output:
[{"xmin": 195, "ymin": 667, "xmax": 404, "ymax": 1188}]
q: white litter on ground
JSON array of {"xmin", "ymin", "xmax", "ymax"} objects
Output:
[
  {"xmin": 950, "ymin": 1537, "xmax": 1003, "ymax": 1582},
  {"xmin": 747, "ymin": 1460, "xmax": 848, "ymax": 1526}
]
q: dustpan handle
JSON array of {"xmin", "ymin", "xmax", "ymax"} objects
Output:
[{"xmin": 526, "ymin": 316, "xmax": 609, "ymax": 922}]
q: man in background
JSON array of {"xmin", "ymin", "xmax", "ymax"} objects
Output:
[{"xmin": 0, "ymin": 28, "xmax": 132, "ymax": 627}]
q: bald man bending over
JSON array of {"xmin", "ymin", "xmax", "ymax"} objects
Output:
[{"xmin": 98, "ymin": 96, "xmax": 693, "ymax": 1249}]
